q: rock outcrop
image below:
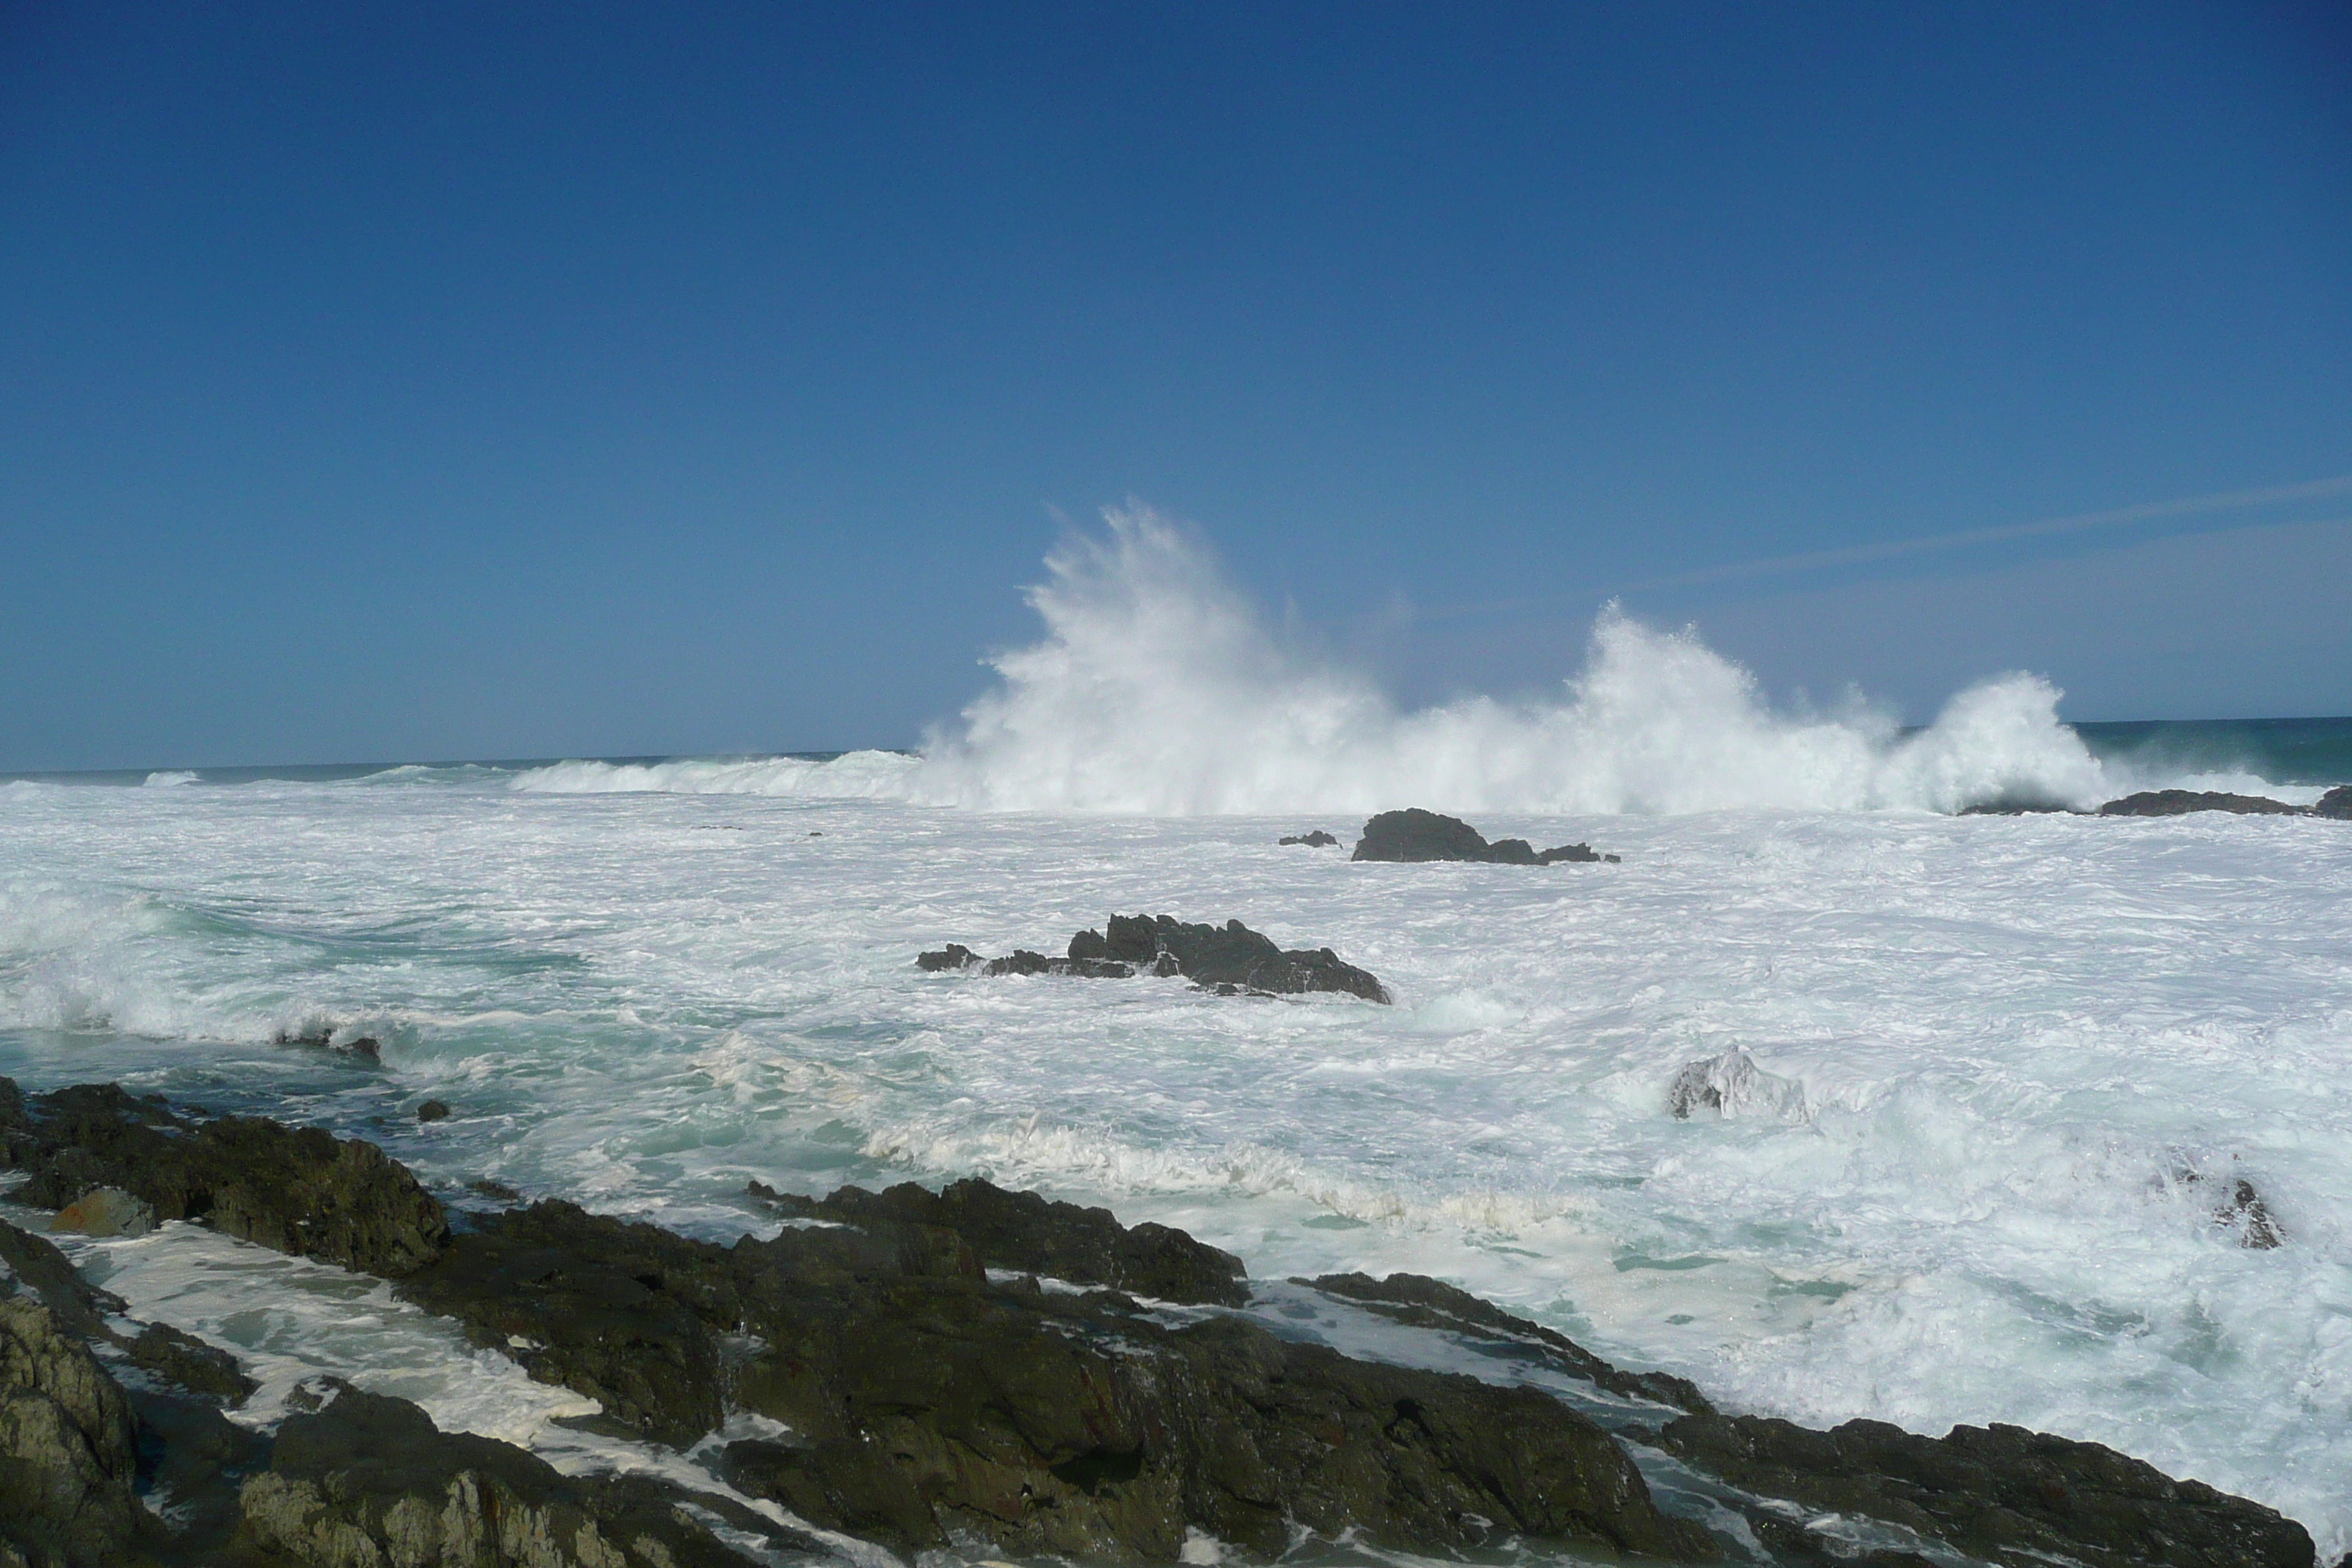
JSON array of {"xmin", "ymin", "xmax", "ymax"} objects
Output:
[
  {"xmin": 753, "ymin": 1175, "xmax": 1250, "ymax": 1305},
  {"xmin": 396, "ymin": 1188, "xmax": 1710, "ymax": 1563},
  {"xmin": 1351, "ymin": 808, "xmax": 1618, "ymax": 864},
  {"xmin": 238, "ymin": 1387, "xmax": 794, "ymax": 1568},
  {"xmin": 2314, "ymin": 785, "xmax": 2352, "ymax": 820},
  {"xmin": 1652, "ymin": 1411, "xmax": 2315, "ymax": 1568},
  {"xmin": 2097, "ymin": 789, "xmax": 2304, "ymax": 816},
  {"xmin": 0, "ymin": 1078, "xmax": 449, "ymax": 1277},
  {"xmin": 921, "ymin": 913, "xmax": 1390, "ymax": 1003},
  {"xmin": 1278, "ymin": 829, "xmax": 1340, "ymax": 847},
  {"xmin": 0, "ymin": 1292, "xmax": 143, "ymax": 1567}
]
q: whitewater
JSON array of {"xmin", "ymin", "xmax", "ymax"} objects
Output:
[{"xmin": 4, "ymin": 509, "xmax": 2348, "ymax": 1557}]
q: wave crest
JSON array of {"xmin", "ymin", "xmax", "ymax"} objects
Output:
[{"xmin": 916, "ymin": 506, "xmax": 2106, "ymax": 814}]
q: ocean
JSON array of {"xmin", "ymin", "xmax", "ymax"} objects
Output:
[{"xmin": 3, "ymin": 519, "xmax": 2348, "ymax": 1561}]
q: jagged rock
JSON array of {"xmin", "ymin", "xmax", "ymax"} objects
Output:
[
  {"xmin": 757, "ymin": 1176, "xmax": 1250, "ymax": 1305},
  {"xmin": 0, "ymin": 1077, "xmax": 450, "ymax": 1277},
  {"xmin": 2174, "ymin": 1165, "xmax": 2284, "ymax": 1249},
  {"xmin": 1304, "ymin": 1272, "xmax": 1712, "ymax": 1414},
  {"xmin": 2097, "ymin": 789, "xmax": 2304, "ymax": 816},
  {"xmin": 0, "ymin": 1294, "xmax": 143, "ymax": 1567},
  {"xmin": 1278, "ymin": 829, "xmax": 1340, "ymax": 847},
  {"xmin": 0, "ymin": 1219, "xmax": 124, "ymax": 1342},
  {"xmin": 415, "ymin": 1100, "xmax": 451, "ymax": 1123},
  {"xmin": 238, "ymin": 1387, "xmax": 792, "ymax": 1567},
  {"xmin": 2314, "ymin": 785, "xmax": 2352, "ymax": 820},
  {"xmin": 924, "ymin": 914, "xmax": 1390, "ymax": 1003},
  {"xmin": 1652, "ymin": 1411, "xmax": 2315, "ymax": 1568},
  {"xmin": 1667, "ymin": 1049, "xmax": 1808, "ymax": 1122},
  {"xmin": 272, "ymin": 1028, "xmax": 381, "ymax": 1062},
  {"xmin": 403, "ymin": 1186, "xmax": 1708, "ymax": 1562},
  {"xmin": 48, "ymin": 1186, "xmax": 153, "ymax": 1239},
  {"xmin": 127, "ymin": 1322, "xmax": 255, "ymax": 1407},
  {"xmin": 1352, "ymin": 808, "xmax": 1618, "ymax": 864}
]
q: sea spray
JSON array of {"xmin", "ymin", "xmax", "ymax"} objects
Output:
[{"xmin": 515, "ymin": 505, "xmax": 2114, "ymax": 814}]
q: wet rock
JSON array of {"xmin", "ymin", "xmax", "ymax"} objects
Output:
[
  {"xmin": 406, "ymin": 1186, "xmax": 1708, "ymax": 1562},
  {"xmin": 272, "ymin": 1027, "xmax": 381, "ymax": 1062},
  {"xmin": 761, "ymin": 1176, "xmax": 1250, "ymax": 1306},
  {"xmin": 415, "ymin": 1099, "xmax": 451, "ymax": 1123},
  {"xmin": 2315, "ymin": 785, "xmax": 2352, "ymax": 820},
  {"xmin": 916, "ymin": 942, "xmax": 982, "ymax": 970},
  {"xmin": 393, "ymin": 1199, "xmax": 743, "ymax": 1448},
  {"xmin": 48, "ymin": 1186, "xmax": 154, "ymax": 1239},
  {"xmin": 1304, "ymin": 1271, "xmax": 1712, "ymax": 1414},
  {"xmin": 1652, "ymin": 1411, "xmax": 2315, "ymax": 1568},
  {"xmin": 467, "ymin": 1178, "xmax": 521, "ymax": 1202},
  {"xmin": 2176, "ymin": 1164, "xmax": 2283, "ymax": 1248},
  {"xmin": 0, "ymin": 1219, "xmax": 125, "ymax": 1342},
  {"xmin": 1278, "ymin": 829, "xmax": 1340, "ymax": 847},
  {"xmin": 0, "ymin": 1294, "xmax": 143, "ymax": 1567},
  {"xmin": 928, "ymin": 914, "xmax": 1390, "ymax": 1003},
  {"xmin": 2097, "ymin": 789, "xmax": 2304, "ymax": 816},
  {"xmin": 1667, "ymin": 1048, "xmax": 1808, "ymax": 1122},
  {"xmin": 126, "ymin": 1322, "xmax": 255, "ymax": 1408},
  {"xmin": 238, "ymin": 1387, "xmax": 792, "ymax": 1567},
  {"xmin": 1957, "ymin": 795, "xmax": 2083, "ymax": 815},
  {"xmin": 0, "ymin": 1076, "xmax": 450, "ymax": 1277},
  {"xmin": 1352, "ymin": 808, "xmax": 1618, "ymax": 864}
]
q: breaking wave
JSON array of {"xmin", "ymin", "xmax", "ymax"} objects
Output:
[{"xmin": 514, "ymin": 505, "xmax": 2113, "ymax": 814}]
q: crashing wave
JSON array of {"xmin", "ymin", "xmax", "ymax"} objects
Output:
[{"xmin": 1666, "ymin": 1048, "xmax": 1810, "ymax": 1123}]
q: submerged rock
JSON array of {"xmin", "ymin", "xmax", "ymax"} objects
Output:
[
  {"xmin": 1652, "ymin": 1411, "xmax": 2315, "ymax": 1568},
  {"xmin": 1278, "ymin": 829, "xmax": 1340, "ymax": 846},
  {"xmin": 415, "ymin": 1098, "xmax": 451, "ymax": 1123},
  {"xmin": 2097, "ymin": 789, "xmax": 2304, "ymax": 816},
  {"xmin": 1667, "ymin": 1048, "xmax": 1808, "ymax": 1122},
  {"xmin": 240, "ymin": 1386, "xmax": 796, "ymax": 1568},
  {"xmin": 920, "ymin": 913, "xmax": 1390, "ymax": 1003},
  {"xmin": 0, "ymin": 1077, "xmax": 450, "ymax": 1276},
  {"xmin": 2315, "ymin": 785, "xmax": 2352, "ymax": 819},
  {"xmin": 1351, "ymin": 807, "xmax": 1618, "ymax": 864},
  {"xmin": 755, "ymin": 1175, "xmax": 1250, "ymax": 1305}
]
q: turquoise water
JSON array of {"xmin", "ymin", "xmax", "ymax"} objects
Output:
[{"xmin": 2073, "ymin": 716, "xmax": 2352, "ymax": 788}]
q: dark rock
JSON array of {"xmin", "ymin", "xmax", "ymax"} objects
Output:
[
  {"xmin": 762, "ymin": 1176, "xmax": 1250, "ymax": 1306},
  {"xmin": 467, "ymin": 1177, "xmax": 521, "ymax": 1202},
  {"xmin": 1958, "ymin": 795, "xmax": 2084, "ymax": 815},
  {"xmin": 2175, "ymin": 1165, "xmax": 2283, "ymax": 1249},
  {"xmin": 2315, "ymin": 785, "xmax": 2352, "ymax": 820},
  {"xmin": 1278, "ymin": 829, "xmax": 1340, "ymax": 847},
  {"xmin": 916, "ymin": 942, "xmax": 981, "ymax": 970},
  {"xmin": 271, "ymin": 1027, "xmax": 381, "ymax": 1061},
  {"xmin": 932, "ymin": 915, "xmax": 1390, "ymax": 1002},
  {"xmin": 1305, "ymin": 1272, "xmax": 1712, "ymax": 1414},
  {"xmin": 415, "ymin": 1098, "xmax": 451, "ymax": 1123},
  {"xmin": 2097, "ymin": 789, "xmax": 2304, "ymax": 817},
  {"xmin": 48, "ymin": 1186, "xmax": 154, "ymax": 1237},
  {"xmin": 393, "ymin": 1199, "xmax": 745, "ymax": 1448},
  {"xmin": 127, "ymin": 1322, "xmax": 255, "ymax": 1407},
  {"xmin": 0, "ymin": 1076, "xmax": 450, "ymax": 1277},
  {"xmin": 1653, "ymin": 1411, "xmax": 2315, "ymax": 1568},
  {"xmin": 399, "ymin": 1184, "xmax": 1708, "ymax": 1562},
  {"xmin": 0, "ymin": 1218, "xmax": 125, "ymax": 1341},
  {"xmin": 1352, "ymin": 808, "xmax": 1617, "ymax": 866},
  {"xmin": 238, "ymin": 1387, "xmax": 792, "ymax": 1567}
]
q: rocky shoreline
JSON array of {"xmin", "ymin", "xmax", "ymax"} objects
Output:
[{"xmin": 1, "ymin": 1075, "xmax": 2332, "ymax": 1568}]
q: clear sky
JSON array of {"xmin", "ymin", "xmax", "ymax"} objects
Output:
[{"xmin": 4, "ymin": 2, "xmax": 2348, "ymax": 769}]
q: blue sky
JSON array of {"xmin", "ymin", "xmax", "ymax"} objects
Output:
[{"xmin": 3, "ymin": 2, "xmax": 2348, "ymax": 769}]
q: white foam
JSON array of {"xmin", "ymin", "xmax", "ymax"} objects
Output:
[
  {"xmin": 510, "ymin": 750, "xmax": 919, "ymax": 797},
  {"xmin": 142, "ymin": 771, "xmax": 201, "ymax": 788}
]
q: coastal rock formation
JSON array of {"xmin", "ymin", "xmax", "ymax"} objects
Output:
[
  {"xmin": 0, "ymin": 1293, "xmax": 143, "ymax": 1567},
  {"xmin": 2315, "ymin": 785, "xmax": 2352, "ymax": 819},
  {"xmin": 1278, "ymin": 829, "xmax": 1340, "ymax": 846},
  {"xmin": 1305, "ymin": 1271, "xmax": 1714, "ymax": 1414},
  {"xmin": 2097, "ymin": 789, "xmax": 2304, "ymax": 816},
  {"xmin": 753, "ymin": 1175, "xmax": 1250, "ymax": 1305},
  {"xmin": 921, "ymin": 913, "xmax": 1390, "ymax": 1003},
  {"xmin": 1652, "ymin": 1411, "xmax": 2315, "ymax": 1568},
  {"xmin": 239, "ymin": 1387, "xmax": 791, "ymax": 1568},
  {"xmin": 0, "ymin": 1079, "xmax": 450, "ymax": 1277},
  {"xmin": 396, "ymin": 1188, "xmax": 1708, "ymax": 1562},
  {"xmin": 1351, "ymin": 808, "xmax": 1618, "ymax": 864}
]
